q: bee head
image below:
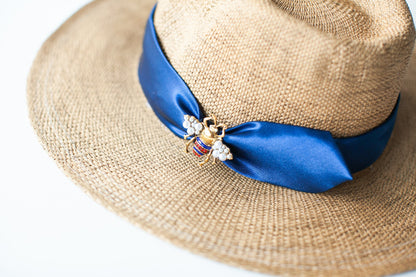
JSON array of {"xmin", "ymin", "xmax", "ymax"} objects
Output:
[{"xmin": 209, "ymin": 125, "xmax": 218, "ymax": 134}]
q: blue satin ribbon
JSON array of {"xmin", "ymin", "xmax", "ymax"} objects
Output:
[{"xmin": 138, "ymin": 5, "xmax": 399, "ymax": 193}]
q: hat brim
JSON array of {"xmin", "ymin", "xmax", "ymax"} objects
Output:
[{"xmin": 27, "ymin": 0, "xmax": 416, "ymax": 276}]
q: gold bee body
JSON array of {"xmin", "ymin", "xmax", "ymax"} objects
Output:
[{"xmin": 183, "ymin": 114, "xmax": 233, "ymax": 166}]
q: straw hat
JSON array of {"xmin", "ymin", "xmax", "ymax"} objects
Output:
[{"xmin": 27, "ymin": 0, "xmax": 416, "ymax": 276}]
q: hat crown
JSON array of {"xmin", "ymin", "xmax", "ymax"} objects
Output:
[{"xmin": 154, "ymin": 0, "xmax": 415, "ymax": 137}]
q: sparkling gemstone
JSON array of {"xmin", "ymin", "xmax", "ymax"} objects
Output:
[
  {"xmin": 183, "ymin": 121, "xmax": 190, "ymax": 128},
  {"xmin": 213, "ymin": 141, "xmax": 222, "ymax": 149},
  {"xmin": 213, "ymin": 150, "xmax": 220, "ymax": 158},
  {"xmin": 227, "ymin": 153, "xmax": 233, "ymax": 160},
  {"xmin": 190, "ymin": 117, "xmax": 196, "ymax": 123},
  {"xmin": 195, "ymin": 130, "xmax": 200, "ymax": 135},
  {"xmin": 184, "ymin": 115, "xmax": 190, "ymax": 121},
  {"xmin": 187, "ymin": 127, "xmax": 195, "ymax": 135},
  {"xmin": 195, "ymin": 123, "xmax": 203, "ymax": 131},
  {"xmin": 219, "ymin": 153, "xmax": 227, "ymax": 161},
  {"xmin": 224, "ymin": 148, "xmax": 229, "ymax": 154}
]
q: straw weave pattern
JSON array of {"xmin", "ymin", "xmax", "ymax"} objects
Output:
[{"xmin": 27, "ymin": 0, "xmax": 416, "ymax": 276}]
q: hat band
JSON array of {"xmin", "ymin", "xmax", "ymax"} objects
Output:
[{"xmin": 138, "ymin": 5, "xmax": 399, "ymax": 193}]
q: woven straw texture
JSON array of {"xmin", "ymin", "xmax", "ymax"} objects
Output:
[
  {"xmin": 27, "ymin": 0, "xmax": 416, "ymax": 276},
  {"xmin": 154, "ymin": 0, "xmax": 415, "ymax": 137}
]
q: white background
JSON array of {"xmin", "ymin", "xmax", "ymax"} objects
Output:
[{"xmin": 1, "ymin": 1, "xmax": 416, "ymax": 276}]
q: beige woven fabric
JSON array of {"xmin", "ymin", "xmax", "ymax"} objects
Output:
[
  {"xmin": 154, "ymin": 0, "xmax": 415, "ymax": 137},
  {"xmin": 27, "ymin": 0, "xmax": 416, "ymax": 276}
]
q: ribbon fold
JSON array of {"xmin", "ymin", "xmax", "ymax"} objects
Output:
[{"xmin": 138, "ymin": 5, "xmax": 399, "ymax": 193}]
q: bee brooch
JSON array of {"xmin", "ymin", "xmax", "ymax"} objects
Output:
[{"xmin": 183, "ymin": 114, "xmax": 233, "ymax": 166}]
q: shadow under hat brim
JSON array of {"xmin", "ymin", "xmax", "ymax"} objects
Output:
[{"xmin": 27, "ymin": 0, "xmax": 416, "ymax": 276}]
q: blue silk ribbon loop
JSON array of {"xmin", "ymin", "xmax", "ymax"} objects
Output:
[
  {"xmin": 138, "ymin": 7, "xmax": 202, "ymax": 136},
  {"xmin": 138, "ymin": 5, "xmax": 399, "ymax": 193}
]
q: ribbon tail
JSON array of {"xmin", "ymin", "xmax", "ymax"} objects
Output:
[{"xmin": 223, "ymin": 122, "xmax": 353, "ymax": 193}]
